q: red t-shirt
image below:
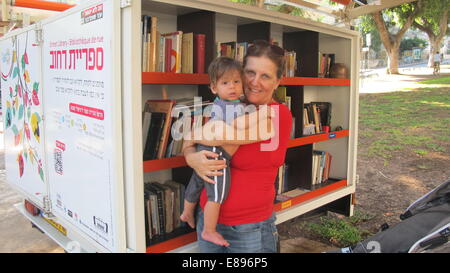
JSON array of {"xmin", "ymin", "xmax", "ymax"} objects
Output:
[{"xmin": 199, "ymin": 102, "xmax": 293, "ymax": 225}]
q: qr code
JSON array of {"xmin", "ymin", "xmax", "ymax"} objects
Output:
[{"xmin": 54, "ymin": 149, "xmax": 63, "ymax": 175}]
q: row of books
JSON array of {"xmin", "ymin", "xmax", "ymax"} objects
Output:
[
  {"xmin": 273, "ymin": 87, "xmax": 296, "ymax": 138},
  {"xmin": 142, "ymin": 98, "xmax": 213, "ymax": 160},
  {"xmin": 216, "ymin": 41, "xmax": 297, "ymax": 77},
  {"xmin": 144, "ymin": 180, "xmax": 187, "ymax": 241},
  {"xmin": 318, "ymin": 52, "xmax": 335, "ymax": 78},
  {"xmin": 276, "ymin": 163, "xmax": 290, "ymax": 195},
  {"xmin": 312, "ymin": 150, "xmax": 332, "ymax": 185},
  {"xmin": 216, "ymin": 41, "xmax": 248, "ymax": 63},
  {"xmin": 303, "ymin": 102, "xmax": 332, "ymax": 136},
  {"xmin": 141, "ymin": 15, "xmax": 206, "ymax": 73}
]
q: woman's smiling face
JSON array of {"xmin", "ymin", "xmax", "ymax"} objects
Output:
[{"xmin": 243, "ymin": 56, "xmax": 281, "ymax": 106}]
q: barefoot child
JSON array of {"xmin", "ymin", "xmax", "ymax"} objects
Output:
[{"xmin": 180, "ymin": 57, "xmax": 273, "ymax": 246}]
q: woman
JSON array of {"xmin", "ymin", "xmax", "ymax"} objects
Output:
[{"xmin": 183, "ymin": 40, "xmax": 293, "ymax": 253}]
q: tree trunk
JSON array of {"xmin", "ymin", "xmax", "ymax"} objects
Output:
[
  {"xmin": 428, "ymin": 38, "xmax": 440, "ymax": 67},
  {"xmin": 387, "ymin": 46, "xmax": 400, "ymax": 74}
]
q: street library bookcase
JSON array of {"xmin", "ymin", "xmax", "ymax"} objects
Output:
[{"xmin": 124, "ymin": 0, "xmax": 360, "ymax": 253}]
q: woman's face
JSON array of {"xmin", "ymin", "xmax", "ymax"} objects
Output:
[{"xmin": 243, "ymin": 56, "xmax": 281, "ymax": 105}]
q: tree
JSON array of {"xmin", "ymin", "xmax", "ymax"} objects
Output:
[
  {"xmin": 400, "ymin": 37, "xmax": 428, "ymax": 53},
  {"xmin": 412, "ymin": 0, "xmax": 449, "ymax": 67},
  {"xmin": 371, "ymin": 1, "xmax": 423, "ymax": 74}
]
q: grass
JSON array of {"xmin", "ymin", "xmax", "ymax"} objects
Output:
[
  {"xmin": 417, "ymin": 76, "xmax": 450, "ymax": 85},
  {"xmin": 359, "ymin": 84, "xmax": 450, "ymax": 160},
  {"xmin": 304, "ymin": 211, "xmax": 374, "ymax": 247}
]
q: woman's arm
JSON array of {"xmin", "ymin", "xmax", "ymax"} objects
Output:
[{"xmin": 188, "ymin": 106, "xmax": 275, "ymax": 147}]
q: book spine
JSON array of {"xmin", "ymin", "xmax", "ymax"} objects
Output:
[
  {"xmin": 165, "ymin": 38, "xmax": 172, "ymax": 73},
  {"xmin": 150, "ymin": 17, "xmax": 158, "ymax": 72},
  {"xmin": 194, "ymin": 34, "xmax": 205, "ymax": 74}
]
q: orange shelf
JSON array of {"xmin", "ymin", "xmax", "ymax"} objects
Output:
[
  {"xmin": 143, "ymin": 156, "xmax": 186, "ymax": 172},
  {"xmin": 274, "ymin": 179, "xmax": 348, "ymax": 212},
  {"xmin": 288, "ymin": 129, "xmax": 349, "ymax": 148},
  {"xmin": 143, "ymin": 130, "xmax": 349, "ymax": 173},
  {"xmin": 142, "ymin": 72, "xmax": 350, "ymax": 86},
  {"xmin": 142, "ymin": 72, "xmax": 209, "ymax": 85},
  {"xmin": 14, "ymin": 0, "xmax": 74, "ymax": 11},
  {"xmin": 146, "ymin": 231, "xmax": 197, "ymax": 253},
  {"xmin": 280, "ymin": 77, "xmax": 350, "ymax": 86}
]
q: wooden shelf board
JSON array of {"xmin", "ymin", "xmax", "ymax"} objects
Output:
[
  {"xmin": 143, "ymin": 156, "xmax": 186, "ymax": 172},
  {"xmin": 280, "ymin": 77, "xmax": 350, "ymax": 86},
  {"xmin": 274, "ymin": 179, "xmax": 348, "ymax": 212},
  {"xmin": 142, "ymin": 72, "xmax": 350, "ymax": 86},
  {"xmin": 142, "ymin": 72, "xmax": 209, "ymax": 85},
  {"xmin": 146, "ymin": 231, "xmax": 197, "ymax": 253},
  {"xmin": 288, "ymin": 129, "xmax": 349, "ymax": 148}
]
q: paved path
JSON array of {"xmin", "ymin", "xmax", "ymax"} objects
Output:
[
  {"xmin": 0, "ymin": 149, "xmax": 64, "ymax": 253},
  {"xmin": 360, "ymin": 66, "xmax": 450, "ymax": 94}
]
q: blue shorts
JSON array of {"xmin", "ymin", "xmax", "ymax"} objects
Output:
[{"xmin": 196, "ymin": 209, "xmax": 279, "ymax": 253}]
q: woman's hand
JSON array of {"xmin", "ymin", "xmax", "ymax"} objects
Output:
[{"xmin": 184, "ymin": 146, "xmax": 227, "ymax": 184}]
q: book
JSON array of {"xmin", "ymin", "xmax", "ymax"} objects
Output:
[
  {"xmin": 194, "ymin": 34, "xmax": 205, "ymax": 73},
  {"xmin": 164, "ymin": 37, "xmax": 172, "ymax": 73},
  {"xmin": 274, "ymin": 87, "xmax": 287, "ymax": 104},
  {"xmin": 145, "ymin": 100, "xmax": 176, "ymax": 159},
  {"xmin": 153, "ymin": 182, "xmax": 174, "ymax": 233},
  {"xmin": 158, "ymin": 34, "xmax": 165, "ymax": 72},
  {"xmin": 312, "ymin": 104, "xmax": 321, "ymax": 134},
  {"xmin": 143, "ymin": 188, "xmax": 152, "ymax": 240},
  {"xmin": 162, "ymin": 31, "xmax": 183, "ymax": 73},
  {"xmin": 149, "ymin": 16, "xmax": 158, "ymax": 72},
  {"xmin": 181, "ymin": 32, "xmax": 193, "ymax": 73},
  {"xmin": 146, "ymin": 182, "xmax": 165, "ymax": 235},
  {"xmin": 142, "ymin": 111, "xmax": 152, "ymax": 151},
  {"xmin": 143, "ymin": 112, "xmax": 165, "ymax": 160},
  {"xmin": 142, "ymin": 15, "xmax": 150, "ymax": 72},
  {"xmin": 164, "ymin": 180, "xmax": 183, "ymax": 229},
  {"xmin": 311, "ymin": 102, "xmax": 332, "ymax": 127}
]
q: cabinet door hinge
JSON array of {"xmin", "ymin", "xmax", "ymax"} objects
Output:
[
  {"xmin": 42, "ymin": 196, "xmax": 54, "ymax": 217},
  {"xmin": 35, "ymin": 28, "xmax": 43, "ymax": 46},
  {"xmin": 355, "ymin": 175, "xmax": 360, "ymax": 185},
  {"xmin": 120, "ymin": 0, "xmax": 132, "ymax": 8}
]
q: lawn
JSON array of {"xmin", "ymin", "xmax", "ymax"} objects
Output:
[{"xmin": 358, "ymin": 87, "xmax": 450, "ymax": 160}]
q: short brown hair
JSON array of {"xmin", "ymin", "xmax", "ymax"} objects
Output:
[
  {"xmin": 208, "ymin": 57, "xmax": 244, "ymax": 86},
  {"xmin": 243, "ymin": 40, "xmax": 285, "ymax": 79}
]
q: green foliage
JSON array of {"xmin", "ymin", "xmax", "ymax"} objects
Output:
[
  {"xmin": 414, "ymin": 0, "xmax": 450, "ymax": 36},
  {"xmin": 400, "ymin": 37, "xmax": 428, "ymax": 52},
  {"xmin": 418, "ymin": 76, "xmax": 450, "ymax": 85},
  {"xmin": 356, "ymin": 15, "xmax": 383, "ymax": 54},
  {"xmin": 305, "ymin": 214, "xmax": 372, "ymax": 247}
]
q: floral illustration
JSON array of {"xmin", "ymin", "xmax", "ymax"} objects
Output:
[{"xmin": 1, "ymin": 33, "xmax": 44, "ymax": 181}]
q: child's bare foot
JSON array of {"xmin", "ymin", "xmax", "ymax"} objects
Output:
[
  {"xmin": 180, "ymin": 212, "xmax": 195, "ymax": 228},
  {"xmin": 202, "ymin": 230, "xmax": 230, "ymax": 247}
]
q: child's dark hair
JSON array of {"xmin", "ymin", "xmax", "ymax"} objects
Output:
[
  {"xmin": 243, "ymin": 40, "xmax": 285, "ymax": 79},
  {"xmin": 208, "ymin": 57, "xmax": 244, "ymax": 86}
]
